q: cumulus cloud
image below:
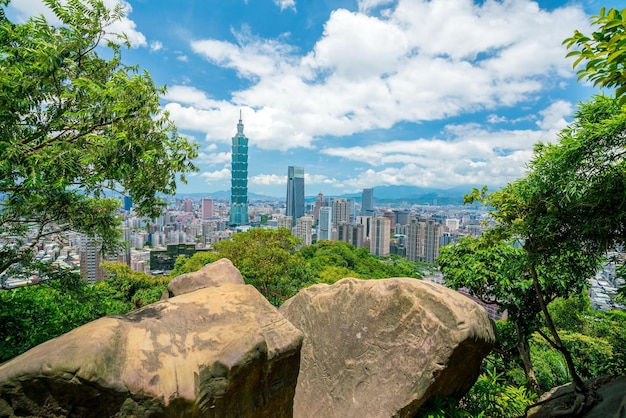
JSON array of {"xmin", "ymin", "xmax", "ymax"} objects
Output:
[
  {"xmin": 171, "ymin": 0, "xmax": 588, "ymax": 159},
  {"xmin": 200, "ymin": 169, "xmax": 231, "ymax": 184}
]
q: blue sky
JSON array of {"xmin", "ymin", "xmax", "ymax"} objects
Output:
[{"xmin": 8, "ymin": 0, "xmax": 623, "ymax": 197}]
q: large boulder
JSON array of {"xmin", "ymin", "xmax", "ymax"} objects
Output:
[
  {"xmin": 0, "ymin": 283, "xmax": 303, "ymax": 418},
  {"xmin": 165, "ymin": 258, "xmax": 244, "ymax": 298},
  {"xmin": 279, "ymin": 277, "xmax": 496, "ymax": 418}
]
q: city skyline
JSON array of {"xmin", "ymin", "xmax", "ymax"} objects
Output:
[{"xmin": 7, "ymin": 0, "xmax": 622, "ymax": 197}]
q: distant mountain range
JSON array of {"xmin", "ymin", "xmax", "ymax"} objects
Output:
[{"xmin": 177, "ymin": 184, "xmax": 491, "ymax": 206}]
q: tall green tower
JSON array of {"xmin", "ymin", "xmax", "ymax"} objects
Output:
[{"xmin": 229, "ymin": 111, "xmax": 249, "ymax": 226}]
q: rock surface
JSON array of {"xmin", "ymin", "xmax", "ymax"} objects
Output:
[
  {"xmin": 0, "ymin": 283, "xmax": 303, "ymax": 418},
  {"xmin": 279, "ymin": 277, "xmax": 496, "ymax": 418},
  {"xmin": 527, "ymin": 375, "xmax": 626, "ymax": 418},
  {"xmin": 165, "ymin": 258, "xmax": 244, "ymax": 298}
]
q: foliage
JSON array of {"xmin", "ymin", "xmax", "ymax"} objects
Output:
[
  {"xmin": 547, "ymin": 292, "xmax": 593, "ymax": 333},
  {"xmin": 96, "ymin": 261, "xmax": 168, "ymax": 313},
  {"xmin": 212, "ymin": 228, "xmax": 300, "ymax": 305},
  {"xmin": 169, "ymin": 251, "xmax": 221, "ymax": 278},
  {"xmin": 0, "ymin": 274, "xmax": 101, "ymax": 362},
  {"xmin": 564, "ymin": 7, "xmax": 626, "ymax": 103},
  {"xmin": 298, "ymin": 241, "xmax": 423, "ymax": 281},
  {"xmin": 459, "ymin": 363, "xmax": 536, "ymax": 418},
  {"xmin": 0, "ymin": 262, "xmax": 167, "ymax": 362},
  {"xmin": 0, "ymin": 0, "xmax": 198, "ymax": 274}
]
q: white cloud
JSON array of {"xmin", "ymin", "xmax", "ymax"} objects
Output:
[
  {"xmin": 196, "ymin": 152, "xmax": 232, "ymax": 165},
  {"xmin": 274, "ymin": 0, "xmax": 296, "ymax": 12},
  {"xmin": 200, "ymin": 169, "xmax": 231, "ymax": 184},
  {"xmin": 177, "ymin": 55, "xmax": 189, "ymax": 62},
  {"xmin": 174, "ymin": 0, "xmax": 589, "ymax": 156},
  {"xmin": 250, "ymin": 174, "xmax": 286, "ymax": 186},
  {"xmin": 536, "ymin": 100, "xmax": 572, "ymax": 131},
  {"xmin": 150, "ymin": 40, "xmax": 163, "ymax": 52}
]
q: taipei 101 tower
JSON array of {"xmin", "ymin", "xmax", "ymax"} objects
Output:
[{"xmin": 229, "ymin": 111, "xmax": 249, "ymax": 226}]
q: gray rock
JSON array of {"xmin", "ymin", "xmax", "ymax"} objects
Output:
[
  {"xmin": 279, "ymin": 277, "xmax": 496, "ymax": 418},
  {"xmin": 166, "ymin": 258, "xmax": 244, "ymax": 298},
  {"xmin": 0, "ymin": 283, "xmax": 303, "ymax": 418}
]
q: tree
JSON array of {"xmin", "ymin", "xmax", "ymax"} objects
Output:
[
  {"xmin": 0, "ymin": 0, "xmax": 198, "ymax": 275},
  {"xmin": 564, "ymin": 7, "xmax": 626, "ymax": 103},
  {"xmin": 213, "ymin": 228, "xmax": 300, "ymax": 305},
  {"xmin": 438, "ymin": 234, "xmax": 542, "ymax": 393}
]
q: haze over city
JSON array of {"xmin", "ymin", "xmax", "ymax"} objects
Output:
[{"xmin": 8, "ymin": 0, "xmax": 622, "ymax": 197}]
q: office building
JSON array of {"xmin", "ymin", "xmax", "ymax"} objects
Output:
[
  {"xmin": 361, "ymin": 188, "xmax": 374, "ymax": 216},
  {"xmin": 184, "ymin": 199, "xmax": 192, "ymax": 213},
  {"xmin": 202, "ymin": 197, "xmax": 214, "ymax": 219},
  {"xmin": 229, "ymin": 112, "xmax": 249, "ymax": 226},
  {"xmin": 286, "ymin": 166, "xmax": 305, "ymax": 226},
  {"xmin": 318, "ymin": 206, "xmax": 333, "ymax": 241},
  {"xmin": 370, "ymin": 217, "xmax": 390, "ymax": 256}
]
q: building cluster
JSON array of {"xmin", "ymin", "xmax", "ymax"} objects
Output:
[{"xmin": 0, "ymin": 115, "xmax": 623, "ymax": 315}]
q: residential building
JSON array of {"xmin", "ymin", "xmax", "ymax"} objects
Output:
[
  {"xmin": 202, "ymin": 197, "xmax": 214, "ymax": 219},
  {"xmin": 295, "ymin": 216, "xmax": 313, "ymax": 247},
  {"xmin": 370, "ymin": 217, "xmax": 390, "ymax": 256}
]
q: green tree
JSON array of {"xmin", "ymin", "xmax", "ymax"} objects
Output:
[
  {"xmin": 438, "ymin": 235, "xmax": 542, "ymax": 393},
  {"xmin": 0, "ymin": 0, "xmax": 198, "ymax": 274},
  {"xmin": 213, "ymin": 228, "xmax": 300, "ymax": 305},
  {"xmin": 564, "ymin": 7, "xmax": 626, "ymax": 103},
  {"xmin": 465, "ymin": 179, "xmax": 604, "ymax": 409}
]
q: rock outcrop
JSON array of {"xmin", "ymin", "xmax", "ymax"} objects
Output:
[
  {"xmin": 0, "ymin": 281, "xmax": 303, "ymax": 417},
  {"xmin": 165, "ymin": 258, "xmax": 244, "ymax": 298},
  {"xmin": 279, "ymin": 277, "xmax": 496, "ymax": 418}
]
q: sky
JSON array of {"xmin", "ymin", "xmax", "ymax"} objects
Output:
[{"xmin": 7, "ymin": 0, "xmax": 623, "ymax": 197}]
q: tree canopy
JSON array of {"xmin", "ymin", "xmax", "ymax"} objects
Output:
[
  {"xmin": 0, "ymin": 0, "xmax": 198, "ymax": 274},
  {"xmin": 564, "ymin": 7, "xmax": 626, "ymax": 103}
]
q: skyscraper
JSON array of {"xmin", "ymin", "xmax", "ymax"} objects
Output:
[
  {"xmin": 286, "ymin": 166, "xmax": 305, "ymax": 226},
  {"xmin": 361, "ymin": 188, "xmax": 374, "ymax": 216},
  {"xmin": 229, "ymin": 112, "xmax": 249, "ymax": 226}
]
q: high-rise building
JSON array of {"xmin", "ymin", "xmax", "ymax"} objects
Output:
[
  {"xmin": 123, "ymin": 195, "xmax": 133, "ymax": 211},
  {"xmin": 313, "ymin": 192, "xmax": 326, "ymax": 223},
  {"xmin": 295, "ymin": 216, "xmax": 313, "ymax": 247},
  {"xmin": 79, "ymin": 236, "xmax": 105, "ymax": 283},
  {"xmin": 229, "ymin": 112, "xmax": 249, "ymax": 226},
  {"xmin": 202, "ymin": 197, "xmax": 214, "ymax": 219},
  {"xmin": 370, "ymin": 217, "xmax": 390, "ymax": 256},
  {"xmin": 184, "ymin": 199, "xmax": 192, "ymax": 213},
  {"xmin": 318, "ymin": 206, "xmax": 333, "ymax": 241},
  {"xmin": 424, "ymin": 218, "xmax": 443, "ymax": 264},
  {"xmin": 406, "ymin": 217, "xmax": 425, "ymax": 262},
  {"xmin": 361, "ymin": 188, "xmax": 374, "ymax": 216},
  {"xmin": 331, "ymin": 198, "xmax": 350, "ymax": 225},
  {"xmin": 286, "ymin": 166, "xmax": 305, "ymax": 226}
]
